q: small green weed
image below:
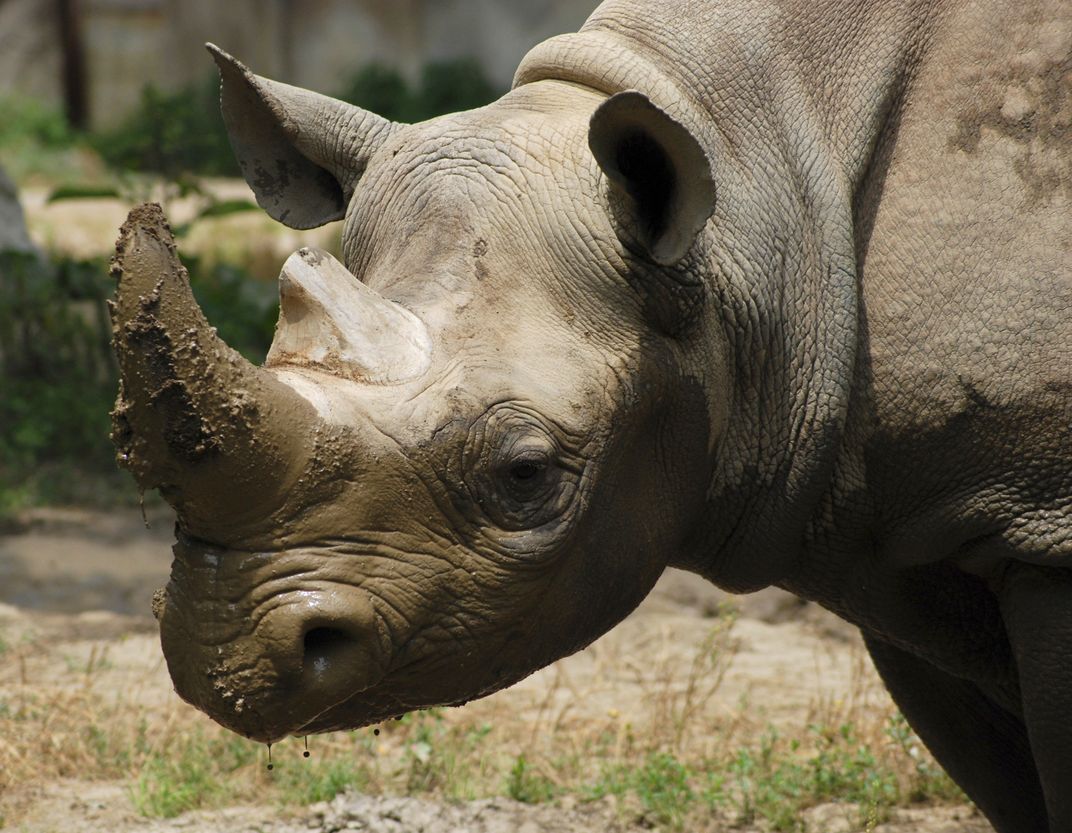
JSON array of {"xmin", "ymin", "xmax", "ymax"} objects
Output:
[
  {"xmin": 402, "ymin": 709, "xmax": 495, "ymax": 799},
  {"xmin": 581, "ymin": 718, "xmax": 926, "ymax": 832},
  {"xmin": 275, "ymin": 757, "xmax": 371, "ymax": 805},
  {"xmin": 885, "ymin": 713, "xmax": 964, "ymax": 802},
  {"xmin": 506, "ymin": 754, "xmax": 557, "ymax": 804},
  {"xmin": 588, "ymin": 752, "xmax": 696, "ymax": 831},
  {"xmin": 632, "ymin": 752, "xmax": 695, "ymax": 829},
  {"xmin": 808, "ymin": 723, "xmax": 898, "ymax": 809},
  {"xmin": 721, "ymin": 724, "xmax": 899, "ymax": 831}
]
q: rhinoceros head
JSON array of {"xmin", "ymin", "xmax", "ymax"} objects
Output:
[{"xmin": 112, "ymin": 47, "xmax": 728, "ymax": 742}]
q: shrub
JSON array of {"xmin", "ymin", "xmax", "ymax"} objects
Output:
[
  {"xmin": 336, "ymin": 64, "xmax": 413, "ymax": 123},
  {"xmin": 0, "ymin": 97, "xmax": 91, "ymax": 182},
  {"xmin": 91, "ymin": 77, "xmax": 238, "ymax": 179},
  {"xmin": 0, "ymin": 97, "xmax": 74, "ymax": 149},
  {"xmin": 0, "ymin": 251, "xmax": 116, "ymax": 497},
  {"xmin": 337, "ymin": 58, "xmax": 503, "ymax": 125},
  {"xmin": 506, "ymin": 754, "xmax": 558, "ymax": 804},
  {"xmin": 0, "ymin": 248, "xmax": 275, "ymax": 512},
  {"xmin": 0, "ymin": 56, "xmax": 502, "ymax": 184},
  {"xmin": 411, "ymin": 58, "xmax": 500, "ymax": 119}
]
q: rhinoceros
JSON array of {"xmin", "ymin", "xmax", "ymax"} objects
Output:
[{"xmin": 109, "ymin": 0, "xmax": 1071, "ymax": 829}]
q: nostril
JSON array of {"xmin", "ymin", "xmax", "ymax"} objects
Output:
[
  {"xmin": 301, "ymin": 626, "xmax": 366, "ymax": 684},
  {"xmin": 303, "ymin": 626, "xmax": 352, "ymax": 662}
]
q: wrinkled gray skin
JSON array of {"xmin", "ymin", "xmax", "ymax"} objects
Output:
[{"xmin": 109, "ymin": 1, "xmax": 1071, "ymax": 830}]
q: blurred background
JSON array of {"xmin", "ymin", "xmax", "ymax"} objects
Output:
[{"xmin": 0, "ymin": 0, "xmax": 597, "ymax": 518}]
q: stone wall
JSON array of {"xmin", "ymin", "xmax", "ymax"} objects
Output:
[
  {"xmin": 0, "ymin": 0, "xmax": 599, "ymax": 129},
  {"xmin": 0, "ymin": 0, "xmax": 64, "ymax": 107}
]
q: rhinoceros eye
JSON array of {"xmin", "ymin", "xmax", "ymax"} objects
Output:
[
  {"xmin": 461, "ymin": 406, "xmax": 580, "ymax": 532},
  {"xmin": 500, "ymin": 451, "xmax": 550, "ymax": 500},
  {"xmin": 491, "ymin": 432, "xmax": 558, "ymax": 505},
  {"xmin": 509, "ymin": 459, "xmax": 544, "ymax": 483}
]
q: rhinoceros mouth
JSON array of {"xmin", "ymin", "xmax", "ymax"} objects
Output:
[{"xmin": 285, "ymin": 663, "xmax": 528, "ymax": 738}]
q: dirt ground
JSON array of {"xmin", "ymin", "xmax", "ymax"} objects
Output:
[{"xmin": 0, "ymin": 506, "xmax": 994, "ymax": 833}]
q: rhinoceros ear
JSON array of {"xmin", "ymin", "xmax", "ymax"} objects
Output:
[
  {"xmin": 207, "ymin": 44, "xmax": 399, "ymax": 230},
  {"xmin": 589, "ymin": 91, "xmax": 715, "ymax": 265}
]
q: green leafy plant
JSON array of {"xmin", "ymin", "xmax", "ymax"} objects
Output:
[
  {"xmin": 337, "ymin": 58, "xmax": 503, "ymax": 124},
  {"xmin": 0, "ymin": 97, "xmax": 74, "ymax": 149},
  {"xmin": 632, "ymin": 752, "xmax": 696, "ymax": 829},
  {"xmin": 275, "ymin": 756, "xmax": 372, "ymax": 805},
  {"xmin": 402, "ymin": 709, "xmax": 494, "ymax": 799},
  {"xmin": 506, "ymin": 754, "xmax": 558, "ymax": 804},
  {"xmin": 0, "ymin": 246, "xmax": 275, "ymax": 513},
  {"xmin": 588, "ymin": 752, "xmax": 697, "ymax": 831},
  {"xmin": 721, "ymin": 724, "xmax": 901, "ymax": 832},
  {"xmin": 884, "ymin": 712, "xmax": 963, "ymax": 803},
  {"xmin": 90, "ymin": 77, "xmax": 239, "ymax": 179}
]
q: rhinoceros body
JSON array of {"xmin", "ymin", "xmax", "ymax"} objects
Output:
[{"xmin": 110, "ymin": 1, "xmax": 1071, "ymax": 830}]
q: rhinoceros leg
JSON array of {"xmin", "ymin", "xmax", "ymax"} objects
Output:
[
  {"xmin": 862, "ymin": 632, "xmax": 1047, "ymax": 833},
  {"xmin": 998, "ymin": 564, "xmax": 1072, "ymax": 832}
]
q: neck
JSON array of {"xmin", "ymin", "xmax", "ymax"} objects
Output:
[
  {"xmin": 516, "ymin": 1, "xmax": 947, "ymax": 592},
  {"xmin": 771, "ymin": 0, "xmax": 945, "ymax": 194}
]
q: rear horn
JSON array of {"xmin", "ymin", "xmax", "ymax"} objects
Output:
[{"xmin": 266, "ymin": 247, "xmax": 432, "ymax": 384}]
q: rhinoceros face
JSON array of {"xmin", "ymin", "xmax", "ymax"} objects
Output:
[{"xmin": 111, "ymin": 50, "xmax": 723, "ymax": 742}]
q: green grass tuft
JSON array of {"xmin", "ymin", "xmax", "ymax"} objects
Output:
[
  {"xmin": 506, "ymin": 754, "xmax": 558, "ymax": 804},
  {"xmin": 129, "ymin": 731, "xmax": 255, "ymax": 818},
  {"xmin": 274, "ymin": 757, "xmax": 372, "ymax": 805}
]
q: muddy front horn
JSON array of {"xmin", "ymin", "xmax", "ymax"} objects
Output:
[{"xmin": 110, "ymin": 204, "xmax": 321, "ymax": 545}]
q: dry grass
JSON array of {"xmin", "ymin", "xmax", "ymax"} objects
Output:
[{"xmin": 0, "ymin": 606, "xmax": 963, "ymax": 831}]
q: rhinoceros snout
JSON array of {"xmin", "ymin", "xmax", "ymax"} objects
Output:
[{"xmin": 158, "ymin": 549, "xmax": 389, "ymax": 742}]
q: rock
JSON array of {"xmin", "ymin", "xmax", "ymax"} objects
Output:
[{"xmin": 0, "ymin": 165, "xmax": 37, "ymax": 255}]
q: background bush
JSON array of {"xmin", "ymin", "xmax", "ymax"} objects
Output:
[
  {"xmin": 336, "ymin": 64, "xmax": 413, "ymax": 123},
  {"xmin": 0, "ymin": 249, "xmax": 275, "ymax": 513},
  {"xmin": 2, "ymin": 57, "xmax": 503, "ymax": 182},
  {"xmin": 322, "ymin": 59, "xmax": 502, "ymax": 128},
  {"xmin": 90, "ymin": 77, "xmax": 239, "ymax": 180},
  {"xmin": 88, "ymin": 58, "xmax": 502, "ymax": 181},
  {"xmin": 0, "ymin": 97, "xmax": 75, "ymax": 150},
  {"xmin": 0, "ymin": 251, "xmax": 116, "ymax": 505},
  {"xmin": 412, "ymin": 58, "xmax": 500, "ymax": 119}
]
